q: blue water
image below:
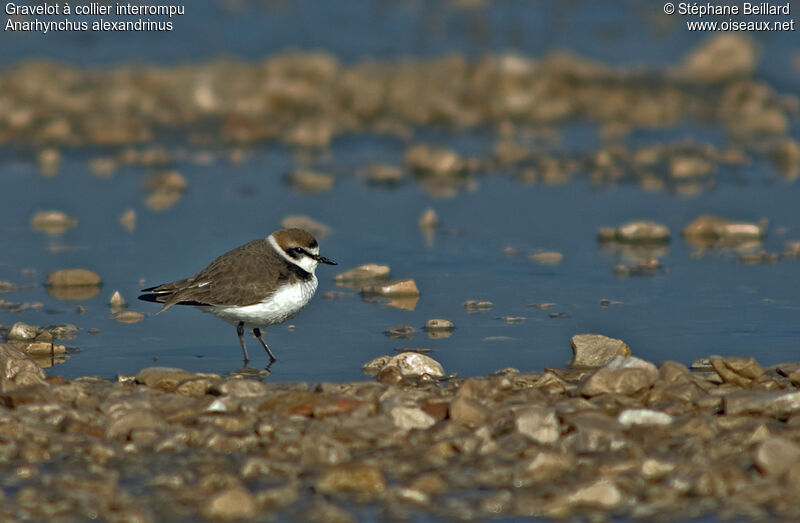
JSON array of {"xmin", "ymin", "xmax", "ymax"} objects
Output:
[{"xmin": 0, "ymin": 0, "xmax": 798, "ymax": 382}]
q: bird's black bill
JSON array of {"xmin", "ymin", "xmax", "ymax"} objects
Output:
[{"xmin": 315, "ymin": 255, "xmax": 337, "ymax": 265}]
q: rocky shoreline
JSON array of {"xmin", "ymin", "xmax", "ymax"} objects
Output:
[{"xmin": 2, "ymin": 341, "xmax": 800, "ymax": 521}]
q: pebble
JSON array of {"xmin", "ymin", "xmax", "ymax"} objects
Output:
[
  {"xmin": 202, "ymin": 487, "xmax": 258, "ymax": 520},
  {"xmin": 617, "ymin": 408, "xmax": 674, "ymax": 427},
  {"xmin": 783, "ymin": 241, "xmax": 800, "ymax": 258},
  {"xmin": 287, "ymin": 169, "xmax": 334, "ymax": 192},
  {"xmin": 29, "ymin": 210, "xmax": 77, "ymax": 234},
  {"xmin": 37, "ymin": 148, "xmax": 61, "ymax": 176},
  {"xmin": 118, "ymin": 209, "xmax": 136, "ymax": 232},
  {"xmin": 384, "ymin": 324, "xmax": 415, "ymax": 339},
  {"xmin": 709, "ymin": 356, "xmax": 763, "ymax": 387},
  {"xmin": 335, "ymin": 264, "xmax": 390, "ymax": 284},
  {"xmin": 566, "ymin": 480, "xmax": 623, "ymax": 509},
  {"xmin": 613, "ymin": 259, "xmax": 661, "ymax": 277},
  {"xmin": 424, "ymin": 319, "xmax": 454, "ymax": 332},
  {"xmin": 418, "ymin": 208, "xmax": 439, "ymax": 229},
  {"xmin": 529, "ymin": 251, "xmax": 563, "ymax": 265},
  {"xmin": 317, "ymin": 465, "xmax": 386, "ymax": 495},
  {"xmin": 463, "ymin": 300, "xmax": 493, "ymax": 311},
  {"xmin": 8, "ymin": 322, "xmax": 39, "ymax": 341},
  {"xmin": 281, "ymin": 215, "xmax": 331, "ymax": 238},
  {"xmin": 448, "ymin": 396, "xmax": 487, "ymax": 427},
  {"xmin": 45, "ymin": 269, "xmax": 101, "ymax": 287},
  {"xmin": 113, "ymin": 311, "xmax": 145, "ymax": 324},
  {"xmin": 514, "ymin": 405, "xmax": 560, "ymax": 443},
  {"xmin": 362, "ymin": 352, "xmax": 445, "ymax": 378},
  {"xmin": 143, "ymin": 170, "xmax": 187, "ymax": 211},
  {"xmin": 570, "ymin": 334, "xmax": 631, "ymax": 368},
  {"xmin": 754, "ymin": 437, "xmax": 800, "ymax": 477},
  {"xmin": 597, "ymin": 220, "xmax": 670, "ymax": 243},
  {"xmin": 361, "ymin": 279, "xmax": 420, "ymax": 297},
  {"xmin": 0, "ymin": 344, "xmax": 46, "ymax": 390},
  {"xmin": 683, "ymin": 215, "xmax": 765, "ymax": 243},
  {"xmin": 580, "ymin": 356, "xmax": 658, "ymax": 397},
  {"xmin": 405, "ymin": 144, "xmax": 465, "ymax": 177},
  {"xmin": 109, "ymin": 291, "xmax": 126, "ymax": 311}
]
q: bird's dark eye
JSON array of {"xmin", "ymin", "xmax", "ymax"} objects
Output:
[{"xmin": 288, "ymin": 247, "xmax": 305, "ymax": 257}]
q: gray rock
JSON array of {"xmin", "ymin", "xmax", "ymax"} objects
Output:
[{"xmin": 570, "ymin": 334, "xmax": 631, "ymax": 368}]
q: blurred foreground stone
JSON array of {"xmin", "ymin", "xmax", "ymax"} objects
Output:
[{"xmin": 0, "ymin": 347, "xmax": 799, "ymax": 520}]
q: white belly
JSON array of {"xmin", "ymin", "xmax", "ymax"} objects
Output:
[{"xmin": 201, "ymin": 276, "xmax": 318, "ymax": 328}]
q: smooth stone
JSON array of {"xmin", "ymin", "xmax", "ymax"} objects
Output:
[
  {"xmin": 30, "ymin": 210, "xmax": 77, "ymax": 234},
  {"xmin": 614, "ymin": 220, "xmax": 670, "ymax": 243},
  {"xmin": 529, "ymin": 251, "xmax": 563, "ymax": 265},
  {"xmin": 46, "ymin": 269, "xmax": 101, "ymax": 287},
  {"xmin": 683, "ymin": 215, "xmax": 765, "ymax": 240},
  {"xmin": 113, "ymin": 311, "xmax": 145, "ymax": 324},
  {"xmin": 361, "ymin": 279, "xmax": 420, "ymax": 297},
  {"xmin": 335, "ymin": 264, "xmax": 390, "ymax": 283}
]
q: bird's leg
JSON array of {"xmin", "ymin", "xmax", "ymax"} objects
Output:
[
  {"xmin": 237, "ymin": 321, "xmax": 250, "ymax": 362},
  {"xmin": 253, "ymin": 327, "xmax": 277, "ymax": 362}
]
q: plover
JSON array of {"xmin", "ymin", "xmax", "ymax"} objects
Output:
[{"xmin": 138, "ymin": 228, "xmax": 336, "ymax": 363}]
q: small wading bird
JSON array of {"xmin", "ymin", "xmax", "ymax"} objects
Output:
[{"xmin": 139, "ymin": 228, "xmax": 336, "ymax": 363}]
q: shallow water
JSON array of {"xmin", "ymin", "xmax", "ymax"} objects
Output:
[
  {"xmin": 1, "ymin": 133, "xmax": 799, "ymax": 382},
  {"xmin": 0, "ymin": 0, "xmax": 799, "ymax": 384}
]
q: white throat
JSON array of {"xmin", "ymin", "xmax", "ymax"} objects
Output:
[{"xmin": 268, "ymin": 234, "xmax": 318, "ymax": 274}]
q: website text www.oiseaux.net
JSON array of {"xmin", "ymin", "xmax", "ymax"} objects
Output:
[{"xmin": 665, "ymin": 2, "xmax": 796, "ymax": 31}]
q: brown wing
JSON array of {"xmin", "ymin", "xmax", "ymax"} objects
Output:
[{"xmin": 140, "ymin": 239, "xmax": 308, "ymax": 311}]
